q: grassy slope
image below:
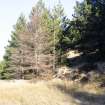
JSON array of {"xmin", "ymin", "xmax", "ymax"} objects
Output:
[{"xmin": 0, "ymin": 79, "xmax": 105, "ymax": 105}]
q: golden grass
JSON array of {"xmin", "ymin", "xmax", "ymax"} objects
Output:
[
  {"xmin": 0, "ymin": 80, "xmax": 76, "ymax": 105},
  {"xmin": 0, "ymin": 79, "xmax": 104, "ymax": 105}
]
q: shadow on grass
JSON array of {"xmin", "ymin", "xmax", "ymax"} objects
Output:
[
  {"xmin": 71, "ymin": 91, "xmax": 105, "ymax": 105},
  {"xmin": 56, "ymin": 84, "xmax": 105, "ymax": 105}
]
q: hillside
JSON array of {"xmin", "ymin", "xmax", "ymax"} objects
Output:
[{"xmin": 0, "ymin": 79, "xmax": 105, "ymax": 105}]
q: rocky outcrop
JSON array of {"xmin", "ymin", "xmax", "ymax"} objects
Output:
[
  {"xmin": 96, "ymin": 62, "xmax": 105, "ymax": 73},
  {"xmin": 55, "ymin": 66, "xmax": 90, "ymax": 83}
]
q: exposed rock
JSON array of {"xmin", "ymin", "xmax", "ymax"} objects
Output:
[
  {"xmin": 56, "ymin": 66, "xmax": 89, "ymax": 83},
  {"xmin": 56, "ymin": 66, "xmax": 71, "ymax": 79},
  {"xmin": 67, "ymin": 50, "xmax": 82, "ymax": 59},
  {"xmin": 99, "ymin": 82, "xmax": 105, "ymax": 88},
  {"xmin": 79, "ymin": 73, "xmax": 89, "ymax": 83},
  {"xmin": 87, "ymin": 71, "xmax": 100, "ymax": 82},
  {"xmin": 96, "ymin": 62, "xmax": 105, "ymax": 73},
  {"xmin": 71, "ymin": 74, "xmax": 80, "ymax": 81}
]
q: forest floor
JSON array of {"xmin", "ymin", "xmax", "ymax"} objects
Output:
[{"xmin": 0, "ymin": 79, "xmax": 105, "ymax": 105}]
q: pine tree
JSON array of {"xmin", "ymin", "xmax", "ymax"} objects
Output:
[
  {"xmin": 69, "ymin": 0, "xmax": 105, "ymax": 63},
  {"xmin": 50, "ymin": 1, "xmax": 67, "ymax": 66},
  {"xmin": 3, "ymin": 14, "xmax": 27, "ymax": 79},
  {"xmin": 2, "ymin": 0, "xmax": 70, "ymax": 79}
]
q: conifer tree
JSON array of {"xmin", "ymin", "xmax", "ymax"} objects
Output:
[
  {"xmin": 69, "ymin": 0, "xmax": 105, "ymax": 63},
  {"xmin": 3, "ymin": 14, "xmax": 27, "ymax": 79}
]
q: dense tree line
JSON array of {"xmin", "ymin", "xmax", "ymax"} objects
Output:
[
  {"xmin": 0, "ymin": 0, "xmax": 105, "ymax": 79},
  {"xmin": 0, "ymin": 0, "xmax": 67, "ymax": 79},
  {"xmin": 69, "ymin": 0, "xmax": 105, "ymax": 63}
]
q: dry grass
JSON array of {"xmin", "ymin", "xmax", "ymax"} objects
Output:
[{"xmin": 0, "ymin": 79, "xmax": 104, "ymax": 105}]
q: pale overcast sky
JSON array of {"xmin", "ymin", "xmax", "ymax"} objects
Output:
[{"xmin": 0, "ymin": 0, "xmax": 83, "ymax": 61}]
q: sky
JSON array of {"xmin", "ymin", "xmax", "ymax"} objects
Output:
[{"xmin": 0, "ymin": 0, "xmax": 82, "ymax": 61}]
